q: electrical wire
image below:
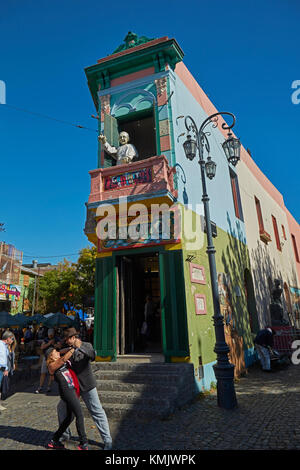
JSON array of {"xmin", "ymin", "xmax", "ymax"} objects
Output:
[
  {"xmin": 2, "ymin": 103, "xmax": 98, "ymax": 133},
  {"xmin": 22, "ymin": 252, "xmax": 80, "ymax": 258}
]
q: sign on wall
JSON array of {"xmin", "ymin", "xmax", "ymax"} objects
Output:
[
  {"xmin": 104, "ymin": 167, "xmax": 152, "ymax": 191},
  {"xmin": 194, "ymin": 294, "xmax": 207, "ymax": 315},
  {"xmin": 189, "ymin": 263, "xmax": 206, "ymax": 284}
]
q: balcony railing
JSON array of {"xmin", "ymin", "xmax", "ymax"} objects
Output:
[{"xmin": 88, "ymin": 155, "xmax": 178, "ymax": 205}]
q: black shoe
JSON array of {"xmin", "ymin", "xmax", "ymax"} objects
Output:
[
  {"xmin": 47, "ymin": 439, "xmax": 66, "ymax": 450},
  {"xmin": 77, "ymin": 443, "xmax": 89, "ymax": 450}
]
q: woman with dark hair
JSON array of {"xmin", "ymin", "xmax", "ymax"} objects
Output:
[{"xmin": 46, "ymin": 347, "xmax": 88, "ymax": 450}]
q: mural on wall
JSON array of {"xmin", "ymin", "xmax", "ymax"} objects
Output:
[
  {"xmin": 218, "ymin": 272, "xmax": 247, "ymax": 378},
  {"xmin": 0, "ymin": 284, "xmax": 21, "ymax": 301},
  {"xmin": 290, "ymin": 287, "xmax": 300, "ymax": 321}
]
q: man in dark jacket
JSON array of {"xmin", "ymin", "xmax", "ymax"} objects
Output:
[
  {"xmin": 254, "ymin": 327, "xmax": 275, "ymax": 371},
  {"xmin": 57, "ymin": 327, "xmax": 112, "ymax": 449}
]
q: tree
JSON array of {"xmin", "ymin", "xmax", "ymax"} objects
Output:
[
  {"xmin": 71, "ymin": 246, "xmax": 97, "ymax": 305},
  {"xmin": 29, "ymin": 247, "xmax": 97, "ymax": 314},
  {"xmin": 29, "ymin": 259, "xmax": 76, "ymax": 314}
]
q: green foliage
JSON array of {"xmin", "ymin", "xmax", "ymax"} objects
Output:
[{"xmin": 30, "ymin": 246, "xmax": 97, "ymax": 314}]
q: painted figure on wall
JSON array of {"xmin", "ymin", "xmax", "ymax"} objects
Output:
[
  {"xmin": 218, "ymin": 272, "xmax": 247, "ymax": 378},
  {"xmin": 98, "ymin": 131, "xmax": 138, "ymax": 165},
  {"xmin": 218, "ymin": 273, "xmax": 234, "ymax": 327},
  {"xmin": 270, "ymin": 279, "xmax": 289, "ymax": 326}
]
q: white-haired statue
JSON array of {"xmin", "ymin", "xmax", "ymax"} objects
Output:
[{"xmin": 98, "ymin": 131, "xmax": 138, "ymax": 165}]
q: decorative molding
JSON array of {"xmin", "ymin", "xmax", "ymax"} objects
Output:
[
  {"xmin": 159, "ymin": 119, "xmax": 170, "ymax": 136},
  {"xmin": 84, "ymin": 209, "xmax": 96, "ymax": 235},
  {"xmin": 99, "ymin": 94, "xmax": 111, "ymax": 118},
  {"xmin": 111, "ymin": 88, "xmax": 155, "ymax": 116},
  {"xmin": 155, "ymin": 77, "xmax": 167, "ymax": 96},
  {"xmin": 98, "ymin": 70, "xmax": 168, "ymax": 98},
  {"xmin": 113, "ymin": 32, "xmax": 155, "ymax": 54}
]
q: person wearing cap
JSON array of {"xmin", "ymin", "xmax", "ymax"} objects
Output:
[
  {"xmin": 57, "ymin": 327, "xmax": 112, "ymax": 450},
  {"xmin": 35, "ymin": 328, "xmax": 61, "ymax": 394},
  {"xmin": 254, "ymin": 326, "xmax": 276, "ymax": 372}
]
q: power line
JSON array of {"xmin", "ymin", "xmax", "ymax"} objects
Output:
[
  {"xmin": 22, "ymin": 252, "xmax": 80, "ymax": 259},
  {"xmin": 2, "ymin": 103, "xmax": 98, "ymax": 133}
]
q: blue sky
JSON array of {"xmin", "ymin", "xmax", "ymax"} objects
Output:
[{"xmin": 0, "ymin": 0, "xmax": 299, "ymax": 265}]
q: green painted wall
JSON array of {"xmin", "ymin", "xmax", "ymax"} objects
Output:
[{"xmin": 179, "ymin": 204, "xmax": 254, "ymax": 371}]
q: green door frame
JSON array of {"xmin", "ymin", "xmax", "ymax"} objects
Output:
[{"xmin": 95, "ymin": 245, "xmax": 189, "ymax": 362}]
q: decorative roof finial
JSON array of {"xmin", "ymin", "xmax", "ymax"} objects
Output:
[{"xmin": 113, "ymin": 32, "xmax": 155, "ymax": 54}]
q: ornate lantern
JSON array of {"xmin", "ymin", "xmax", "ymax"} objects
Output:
[
  {"xmin": 183, "ymin": 135, "xmax": 197, "ymax": 161},
  {"xmin": 205, "ymin": 156, "xmax": 217, "ymax": 180},
  {"xmin": 222, "ymin": 131, "xmax": 241, "ymax": 166}
]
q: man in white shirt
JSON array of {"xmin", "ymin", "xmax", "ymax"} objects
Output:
[
  {"xmin": 0, "ymin": 331, "xmax": 14, "ymax": 410},
  {"xmin": 98, "ymin": 131, "xmax": 138, "ymax": 165}
]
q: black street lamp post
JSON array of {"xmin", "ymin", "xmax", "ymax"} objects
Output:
[{"xmin": 183, "ymin": 112, "xmax": 241, "ymax": 409}]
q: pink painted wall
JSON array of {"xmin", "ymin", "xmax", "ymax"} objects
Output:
[{"xmin": 111, "ymin": 67, "xmax": 155, "ymax": 87}]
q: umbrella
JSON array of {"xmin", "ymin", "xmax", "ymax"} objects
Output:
[
  {"xmin": 0, "ymin": 312, "xmax": 30, "ymax": 328},
  {"xmin": 28, "ymin": 313, "xmax": 44, "ymax": 325},
  {"xmin": 0, "ymin": 312, "xmax": 14, "ymax": 328},
  {"xmin": 42, "ymin": 312, "xmax": 75, "ymax": 328},
  {"xmin": 9, "ymin": 314, "xmax": 31, "ymax": 328}
]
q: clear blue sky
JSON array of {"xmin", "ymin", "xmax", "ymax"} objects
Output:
[{"xmin": 1, "ymin": 0, "xmax": 299, "ymax": 265}]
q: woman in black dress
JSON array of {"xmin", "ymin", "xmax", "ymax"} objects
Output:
[{"xmin": 46, "ymin": 347, "xmax": 88, "ymax": 450}]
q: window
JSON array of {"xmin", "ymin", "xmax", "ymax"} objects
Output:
[
  {"xmin": 281, "ymin": 225, "xmax": 287, "ymax": 240},
  {"xmin": 255, "ymin": 197, "xmax": 264, "ymax": 232},
  {"xmin": 292, "ymin": 234, "xmax": 300, "ymax": 263},
  {"xmin": 255, "ymin": 197, "xmax": 271, "ymax": 243},
  {"xmin": 272, "ymin": 215, "xmax": 281, "ymax": 251},
  {"xmin": 229, "ymin": 169, "xmax": 244, "ymax": 221},
  {"xmin": 119, "ymin": 112, "xmax": 157, "ymax": 161},
  {"xmin": 102, "ymin": 109, "xmax": 157, "ymax": 167}
]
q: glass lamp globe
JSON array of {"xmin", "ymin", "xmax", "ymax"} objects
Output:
[
  {"xmin": 205, "ymin": 156, "xmax": 217, "ymax": 179},
  {"xmin": 222, "ymin": 132, "xmax": 241, "ymax": 166},
  {"xmin": 183, "ymin": 135, "xmax": 197, "ymax": 161}
]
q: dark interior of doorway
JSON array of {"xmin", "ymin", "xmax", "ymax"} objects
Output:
[
  {"xmin": 118, "ymin": 110, "xmax": 157, "ymax": 161},
  {"xmin": 118, "ymin": 252, "xmax": 162, "ymax": 355}
]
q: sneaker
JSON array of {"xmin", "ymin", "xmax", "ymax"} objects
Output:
[
  {"xmin": 46, "ymin": 439, "xmax": 66, "ymax": 450},
  {"xmin": 103, "ymin": 441, "xmax": 112, "ymax": 450},
  {"xmin": 0, "ymin": 405, "xmax": 6, "ymax": 411},
  {"xmin": 46, "ymin": 387, "xmax": 52, "ymax": 393},
  {"xmin": 35, "ymin": 387, "xmax": 42, "ymax": 394},
  {"xmin": 77, "ymin": 443, "xmax": 89, "ymax": 450}
]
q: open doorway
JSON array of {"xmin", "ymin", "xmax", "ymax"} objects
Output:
[{"xmin": 117, "ymin": 252, "xmax": 162, "ymax": 355}]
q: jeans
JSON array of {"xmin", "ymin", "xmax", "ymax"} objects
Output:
[
  {"xmin": 255, "ymin": 344, "xmax": 271, "ymax": 370},
  {"xmin": 54, "ymin": 387, "xmax": 87, "ymax": 445},
  {"xmin": 0, "ymin": 370, "xmax": 3, "ymax": 391},
  {"xmin": 57, "ymin": 387, "xmax": 112, "ymax": 444}
]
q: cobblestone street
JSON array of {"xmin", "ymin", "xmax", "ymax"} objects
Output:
[{"xmin": 1, "ymin": 362, "xmax": 300, "ymax": 451}]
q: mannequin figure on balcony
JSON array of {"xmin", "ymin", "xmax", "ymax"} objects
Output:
[{"xmin": 98, "ymin": 131, "xmax": 138, "ymax": 165}]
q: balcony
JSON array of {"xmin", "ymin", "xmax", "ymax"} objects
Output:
[
  {"xmin": 87, "ymin": 155, "xmax": 178, "ymax": 206},
  {"xmin": 259, "ymin": 229, "xmax": 272, "ymax": 244}
]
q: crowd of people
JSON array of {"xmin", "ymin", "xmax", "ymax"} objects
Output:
[{"xmin": 0, "ymin": 321, "xmax": 112, "ymax": 451}]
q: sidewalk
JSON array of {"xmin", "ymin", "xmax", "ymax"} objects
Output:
[{"xmin": 0, "ymin": 362, "xmax": 300, "ymax": 450}]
